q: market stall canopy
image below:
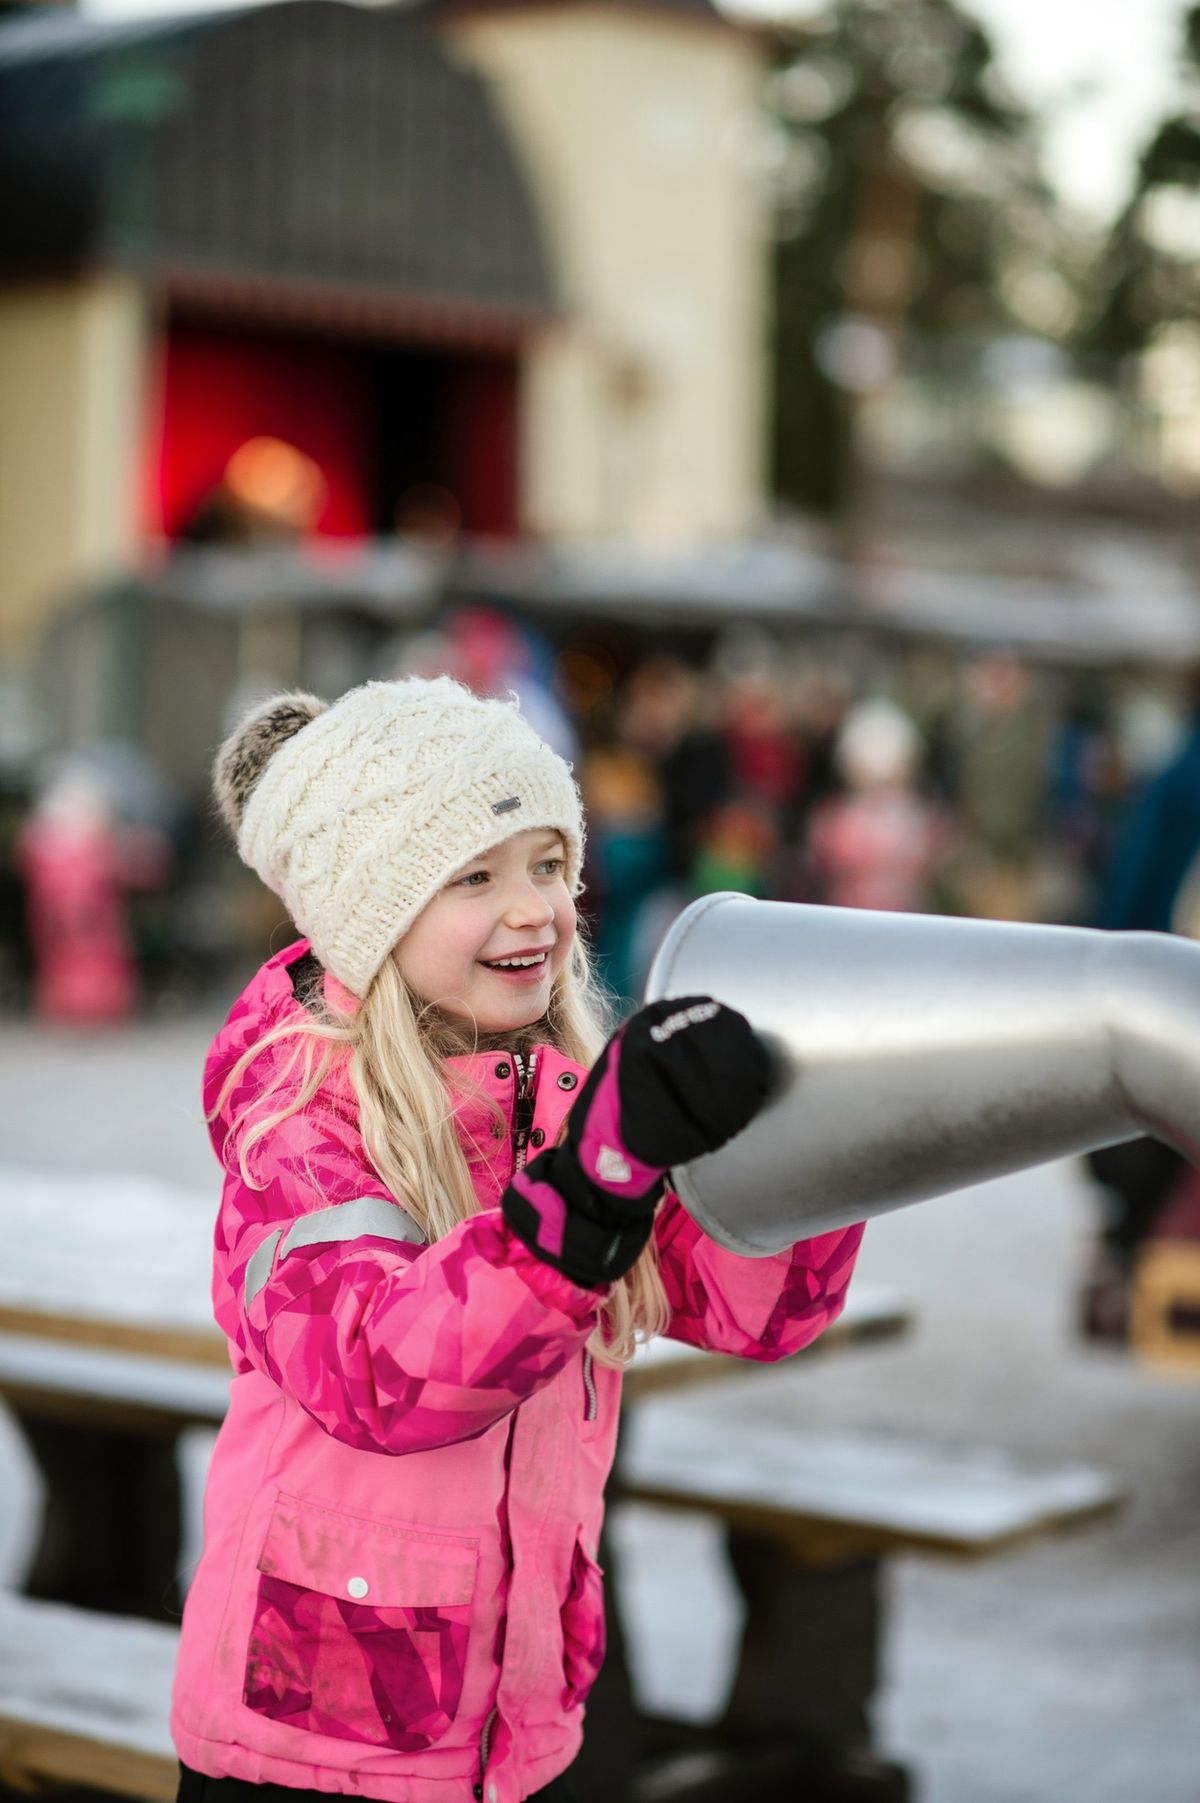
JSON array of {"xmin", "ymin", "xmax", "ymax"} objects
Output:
[
  {"xmin": 413, "ymin": 0, "xmax": 733, "ymax": 23},
  {"xmin": 45, "ymin": 535, "xmax": 1200, "ymax": 664},
  {"xmin": 0, "ymin": 0, "xmax": 557, "ymax": 346}
]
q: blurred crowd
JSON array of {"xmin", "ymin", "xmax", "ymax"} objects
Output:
[
  {"xmin": 3, "ymin": 608, "xmax": 1196, "ymax": 1025},
  {"xmin": 557, "ymin": 631, "xmax": 1186, "ymax": 1013}
]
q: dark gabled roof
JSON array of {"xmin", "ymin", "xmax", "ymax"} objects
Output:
[{"xmin": 0, "ymin": 0, "xmax": 558, "ymax": 341}]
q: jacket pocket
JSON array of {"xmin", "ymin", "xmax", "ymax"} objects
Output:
[
  {"xmin": 559, "ymin": 1531, "xmax": 606, "ymax": 1711},
  {"xmin": 243, "ymin": 1491, "xmax": 479, "ymax": 1751}
]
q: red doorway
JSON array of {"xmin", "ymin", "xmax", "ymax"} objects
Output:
[{"xmin": 146, "ymin": 318, "xmax": 521, "ymax": 542}]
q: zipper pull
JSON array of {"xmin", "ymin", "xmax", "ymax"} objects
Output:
[
  {"xmin": 514, "ymin": 1051, "xmax": 536, "ymax": 1100},
  {"xmin": 512, "ymin": 1053, "xmax": 535, "ymax": 1171}
]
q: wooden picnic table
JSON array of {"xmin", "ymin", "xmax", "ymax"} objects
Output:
[{"xmin": 0, "ymin": 1166, "xmax": 1121, "ymax": 1803}]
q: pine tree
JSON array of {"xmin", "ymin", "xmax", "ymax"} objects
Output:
[{"xmin": 769, "ymin": 0, "xmax": 1055, "ymax": 516}]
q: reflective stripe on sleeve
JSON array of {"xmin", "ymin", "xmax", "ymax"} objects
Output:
[
  {"xmin": 281, "ymin": 1195, "xmax": 427, "ymax": 1258},
  {"xmin": 244, "ymin": 1197, "xmax": 426, "ymax": 1308}
]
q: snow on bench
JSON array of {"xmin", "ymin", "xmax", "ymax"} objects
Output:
[
  {"xmin": 0, "ymin": 1168, "xmax": 218, "ymax": 1341},
  {"xmin": 0, "ymin": 1332, "xmax": 230, "ymax": 1428},
  {"xmin": 0, "ymin": 1592, "xmax": 178, "ymax": 1801},
  {"xmin": 618, "ymin": 1409, "xmax": 1124, "ymax": 1562}
]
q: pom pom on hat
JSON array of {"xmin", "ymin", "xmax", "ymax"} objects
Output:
[
  {"xmin": 214, "ymin": 676, "xmax": 584, "ymax": 997},
  {"xmin": 213, "ymin": 692, "xmax": 328, "ymax": 836}
]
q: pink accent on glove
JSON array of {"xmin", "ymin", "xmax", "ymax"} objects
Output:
[
  {"xmin": 509, "ymin": 1172, "xmax": 569, "ymax": 1261},
  {"xmin": 574, "ymin": 1035, "xmax": 665, "ymax": 1199}
]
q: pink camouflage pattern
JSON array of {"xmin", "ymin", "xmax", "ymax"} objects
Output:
[{"xmin": 172, "ymin": 941, "xmax": 863, "ymax": 1801}]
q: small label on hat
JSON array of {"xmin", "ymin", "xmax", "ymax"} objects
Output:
[{"xmin": 492, "ymin": 796, "xmax": 522, "ymax": 815}]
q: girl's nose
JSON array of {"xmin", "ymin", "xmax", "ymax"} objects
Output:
[{"xmin": 503, "ymin": 879, "xmax": 555, "ymax": 928}]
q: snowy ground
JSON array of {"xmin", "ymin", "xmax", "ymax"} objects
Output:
[{"xmin": 1, "ymin": 1011, "xmax": 1199, "ymax": 1801}]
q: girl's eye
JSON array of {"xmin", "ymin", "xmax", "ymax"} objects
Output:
[
  {"xmin": 535, "ymin": 857, "xmax": 564, "ymax": 876},
  {"xmin": 456, "ymin": 870, "xmax": 489, "ymax": 888}
]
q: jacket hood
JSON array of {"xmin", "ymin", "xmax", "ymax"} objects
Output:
[{"xmin": 202, "ymin": 939, "xmax": 578, "ymax": 1182}]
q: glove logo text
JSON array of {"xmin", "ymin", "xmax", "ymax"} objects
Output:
[{"xmin": 649, "ymin": 1001, "xmax": 720, "ymax": 1044}]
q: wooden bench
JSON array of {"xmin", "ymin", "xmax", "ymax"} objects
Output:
[
  {"xmin": 0, "ymin": 1333, "xmax": 230, "ymax": 1621},
  {"xmin": 602, "ymin": 1410, "xmax": 1123, "ymax": 1803},
  {"xmin": 0, "ymin": 1332, "xmax": 230, "ymax": 1433},
  {"xmin": 0, "ymin": 1593, "xmax": 178, "ymax": 1802}
]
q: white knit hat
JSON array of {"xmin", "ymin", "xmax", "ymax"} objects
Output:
[{"xmin": 215, "ymin": 676, "xmax": 584, "ymax": 997}]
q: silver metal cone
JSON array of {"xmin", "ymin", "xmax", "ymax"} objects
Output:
[{"xmin": 644, "ymin": 893, "xmax": 1200, "ymax": 1256}]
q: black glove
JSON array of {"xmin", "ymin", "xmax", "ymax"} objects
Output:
[{"xmin": 502, "ymin": 996, "xmax": 772, "ymax": 1289}]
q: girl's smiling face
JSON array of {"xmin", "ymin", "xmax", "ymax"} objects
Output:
[{"xmin": 394, "ymin": 827, "xmax": 577, "ymax": 1035}]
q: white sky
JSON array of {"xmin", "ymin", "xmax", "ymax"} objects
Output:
[
  {"xmin": 78, "ymin": 0, "xmax": 1191, "ymax": 226},
  {"xmin": 725, "ymin": 0, "xmax": 1189, "ymax": 224},
  {"xmin": 945, "ymin": 0, "xmax": 1186, "ymax": 224}
]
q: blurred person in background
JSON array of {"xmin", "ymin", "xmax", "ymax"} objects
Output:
[
  {"xmin": 767, "ymin": 662, "xmax": 856, "ymax": 904},
  {"xmin": 581, "ymin": 655, "xmax": 714, "ymax": 1009},
  {"xmin": 715, "ymin": 646, "xmax": 807, "ymax": 829},
  {"xmin": 1094, "ymin": 677, "xmax": 1200, "ymax": 939},
  {"xmin": 17, "ymin": 769, "xmax": 165, "ymax": 1024},
  {"xmin": 790, "ymin": 664, "xmax": 854, "ymax": 829},
  {"xmin": 690, "ymin": 800, "xmax": 780, "ymax": 901},
  {"xmin": 807, "ymin": 698, "xmax": 949, "ymax": 914},
  {"xmin": 1080, "ymin": 675, "xmax": 1200, "ymax": 1341},
  {"xmin": 619, "ymin": 654, "xmax": 729, "ymax": 894},
  {"xmin": 682, "ymin": 635, "xmax": 809, "ymax": 906},
  {"xmin": 179, "ymin": 437, "xmax": 327, "ymax": 546},
  {"xmin": 580, "ymin": 740, "xmax": 667, "ymax": 1010},
  {"xmin": 393, "ymin": 607, "xmax": 578, "ymax": 766},
  {"xmin": 1045, "ymin": 688, "xmax": 1128, "ymax": 925},
  {"xmin": 944, "ymin": 649, "xmax": 1051, "ymax": 921}
]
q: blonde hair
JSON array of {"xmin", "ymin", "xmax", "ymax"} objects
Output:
[{"xmin": 213, "ymin": 934, "xmax": 670, "ymax": 1367}]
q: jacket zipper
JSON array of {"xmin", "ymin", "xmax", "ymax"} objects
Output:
[
  {"xmin": 511, "ymin": 1053, "xmax": 595, "ymax": 1420},
  {"xmin": 474, "ymin": 1704, "xmax": 498, "ymax": 1800},
  {"xmin": 511, "ymin": 1051, "xmax": 536, "ymax": 1173}
]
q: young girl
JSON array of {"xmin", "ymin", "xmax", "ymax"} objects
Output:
[{"xmin": 171, "ymin": 676, "xmax": 863, "ymax": 1803}]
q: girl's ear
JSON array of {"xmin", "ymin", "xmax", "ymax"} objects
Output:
[{"xmin": 213, "ymin": 692, "xmax": 327, "ymax": 836}]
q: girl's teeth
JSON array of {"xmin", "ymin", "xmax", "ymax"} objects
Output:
[{"xmin": 491, "ymin": 954, "xmax": 545, "ymax": 968}]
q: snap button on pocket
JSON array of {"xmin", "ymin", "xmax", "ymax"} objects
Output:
[
  {"xmin": 347, "ymin": 1575, "xmax": 369, "ymax": 1598},
  {"xmin": 557, "ymin": 1072, "xmax": 578, "ymax": 1091},
  {"xmin": 531, "ymin": 1128, "xmax": 545, "ymax": 1148},
  {"xmin": 495, "ymin": 1061, "xmax": 511, "ymax": 1080}
]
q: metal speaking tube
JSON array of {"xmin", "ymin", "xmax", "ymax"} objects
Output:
[{"xmin": 644, "ymin": 893, "xmax": 1200, "ymax": 1257}]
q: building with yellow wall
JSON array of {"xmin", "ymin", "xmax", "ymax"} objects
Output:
[
  {"xmin": 436, "ymin": 0, "xmax": 771, "ymax": 545},
  {"xmin": 0, "ymin": 0, "xmax": 771, "ymax": 660}
]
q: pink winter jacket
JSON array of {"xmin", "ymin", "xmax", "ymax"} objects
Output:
[{"xmin": 171, "ymin": 942, "xmax": 864, "ymax": 1803}]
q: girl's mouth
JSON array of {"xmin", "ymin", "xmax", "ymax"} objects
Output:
[{"xmin": 481, "ymin": 951, "xmax": 550, "ymax": 980}]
